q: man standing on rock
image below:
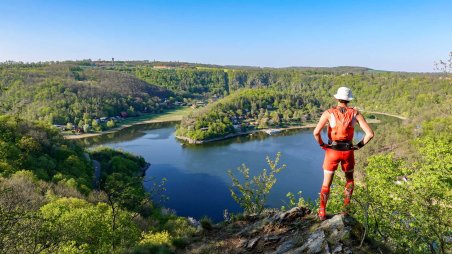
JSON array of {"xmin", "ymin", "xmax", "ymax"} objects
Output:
[{"xmin": 312, "ymin": 87, "xmax": 374, "ymax": 220}]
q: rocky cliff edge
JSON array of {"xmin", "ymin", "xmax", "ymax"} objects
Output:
[{"xmin": 181, "ymin": 207, "xmax": 390, "ymax": 254}]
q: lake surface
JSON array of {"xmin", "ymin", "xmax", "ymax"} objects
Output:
[{"xmin": 84, "ymin": 122, "xmax": 371, "ymax": 221}]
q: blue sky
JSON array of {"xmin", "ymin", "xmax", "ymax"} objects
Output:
[{"xmin": 0, "ymin": 0, "xmax": 451, "ymax": 71}]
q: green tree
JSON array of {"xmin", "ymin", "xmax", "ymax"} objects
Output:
[
  {"xmin": 271, "ymin": 111, "xmax": 281, "ymax": 126},
  {"xmin": 66, "ymin": 122, "xmax": 73, "ymax": 130},
  {"xmin": 92, "ymin": 119, "xmax": 101, "ymax": 132},
  {"xmin": 78, "ymin": 120, "xmax": 84, "ymax": 128},
  {"xmin": 283, "ymin": 109, "xmax": 293, "ymax": 122},
  {"xmin": 40, "ymin": 197, "xmax": 141, "ymax": 253},
  {"xmin": 106, "ymin": 119, "xmax": 115, "ymax": 128},
  {"xmin": 83, "ymin": 124, "xmax": 90, "ymax": 133}
]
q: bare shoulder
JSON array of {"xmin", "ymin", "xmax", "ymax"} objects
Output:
[{"xmin": 321, "ymin": 110, "xmax": 330, "ymax": 119}]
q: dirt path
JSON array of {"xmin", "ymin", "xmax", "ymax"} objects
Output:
[{"xmin": 364, "ymin": 111, "xmax": 408, "ymax": 120}]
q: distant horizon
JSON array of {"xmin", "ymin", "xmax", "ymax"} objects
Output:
[
  {"xmin": 0, "ymin": 58, "xmax": 438, "ymax": 73},
  {"xmin": 1, "ymin": 0, "xmax": 451, "ymax": 72}
]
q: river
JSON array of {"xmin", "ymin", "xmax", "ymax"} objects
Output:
[{"xmin": 82, "ymin": 119, "xmax": 389, "ymax": 222}]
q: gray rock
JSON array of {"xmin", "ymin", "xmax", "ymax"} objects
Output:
[
  {"xmin": 320, "ymin": 214, "xmax": 363, "ymax": 244},
  {"xmin": 187, "ymin": 217, "xmax": 201, "ymax": 228},
  {"xmin": 273, "ymin": 239, "xmax": 294, "ymax": 254},
  {"xmin": 271, "ymin": 213, "xmax": 281, "ymax": 222},
  {"xmin": 297, "ymin": 229, "xmax": 327, "ymax": 253},
  {"xmin": 278, "ymin": 207, "xmax": 309, "ymax": 223},
  {"xmin": 246, "ymin": 236, "xmax": 261, "ymax": 249},
  {"xmin": 236, "ymin": 217, "xmax": 272, "ymax": 236},
  {"xmin": 321, "ymin": 215, "xmax": 348, "ymax": 242},
  {"xmin": 343, "ymin": 246, "xmax": 353, "ymax": 254},
  {"xmin": 263, "ymin": 234, "xmax": 281, "ymax": 242},
  {"xmin": 332, "ymin": 243, "xmax": 342, "ymax": 253},
  {"xmin": 320, "ymin": 214, "xmax": 345, "ymax": 229},
  {"xmin": 237, "ymin": 238, "xmax": 247, "ymax": 248}
]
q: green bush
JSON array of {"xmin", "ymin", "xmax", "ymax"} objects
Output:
[
  {"xmin": 106, "ymin": 119, "xmax": 116, "ymax": 128},
  {"xmin": 139, "ymin": 230, "xmax": 172, "ymax": 246},
  {"xmin": 200, "ymin": 216, "xmax": 213, "ymax": 230},
  {"xmin": 228, "ymin": 152, "xmax": 286, "ymax": 215},
  {"xmin": 281, "ymin": 191, "xmax": 316, "ymax": 211},
  {"xmin": 171, "ymin": 237, "xmax": 190, "ymax": 249},
  {"xmin": 40, "ymin": 197, "xmax": 141, "ymax": 253}
]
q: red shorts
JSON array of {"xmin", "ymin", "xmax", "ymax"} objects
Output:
[{"xmin": 323, "ymin": 148, "xmax": 355, "ymax": 172}]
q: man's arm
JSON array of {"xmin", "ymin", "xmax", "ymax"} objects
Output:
[
  {"xmin": 355, "ymin": 113, "xmax": 374, "ymax": 147},
  {"xmin": 313, "ymin": 111, "xmax": 329, "ymax": 145}
]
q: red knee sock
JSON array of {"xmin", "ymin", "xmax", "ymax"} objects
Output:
[
  {"xmin": 344, "ymin": 179, "xmax": 354, "ymax": 206},
  {"xmin": 319, "ymin": 185, "xmax": 330, "ymax": 214}
]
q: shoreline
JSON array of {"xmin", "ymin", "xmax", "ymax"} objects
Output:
[
  {"xmin": 65, "ymin": 109, "xmax": 384, "ymax": 141},
  {"xmin": 64, "ymin": 118, "xmax": 182, "ymax": 140},
  {"xmin": 175, "ymin": 118, "xmax": 381, "ymax": 144},
  {"xmin": 175, "ymin": 123, "xmax": 319, "ymax": 144},
  {"xmin": 64, "ymin": 107, "xmax": 191, "ymax": 140}
]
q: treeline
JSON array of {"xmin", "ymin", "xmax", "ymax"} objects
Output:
[
  {"xmin": 0, "ymin": 116, "xmax": 197, "ymax": 253},
  {"xmin": 134, "ymin": 66, "xmax": 371, "ymax": 98},
  {"xmin": 0, "ymin": 63, "xmax": 173, "ymax": 125}
]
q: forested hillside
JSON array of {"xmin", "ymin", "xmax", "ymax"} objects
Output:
[
  {"xmin": 0, "ymin": 63, "xmax": 173, "ymax": 125},
  {"xmin": 0, "ymin": 115, "xmax": 92, "ymax": 192},
  {"xmin": 176, "ymin": 88, "xmax": 321, "ymax": 140},
  {"xmin": 134, "ymin": 65, "xmax": 372, "ymax": 98}
]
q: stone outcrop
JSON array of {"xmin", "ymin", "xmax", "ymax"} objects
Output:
[{"xmin": 181, "ymin": 207, "xmax": 389, "ymax": 254}]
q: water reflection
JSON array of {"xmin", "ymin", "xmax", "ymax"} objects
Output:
[{"xmin": 79, "ymin": 122, "xmax": 177, "ymax": 146}]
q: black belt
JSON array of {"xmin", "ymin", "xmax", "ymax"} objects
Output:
[{"xmin": 329, "ymin": 140, "xmax": 354, "ymax": 151}]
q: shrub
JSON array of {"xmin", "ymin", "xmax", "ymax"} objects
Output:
[
  {"xmin": 139, "ymin": 230, "xmax": 172, "ymax": 247},
  {"xmin": 172, "ymin": 237, "xmax": 190, "ymax": 249},
  {"xmin": 106, "ymin": 119, "xmax": 115, "ymax": 128},
  {"xmin": 228, "ymin": 152, "xmax": 286, "ymax": 215},
  {"xmin": 281, "ymin": 191, "xmax": 316, "ymax": 211},
  {"xmin": 200, "ymin": 216, "xmax": 213, "ymax": 230}
]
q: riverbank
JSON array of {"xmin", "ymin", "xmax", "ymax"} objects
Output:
[
  {"xmin": 64, "ymin": 107, "xmax": 192, "ymax": 140},
  {"xmin": 176, "ymin": 123, "xmax": 319, "ymax": 144},
  {"xmin": 175, "ymin": 118, "xmax": 381, "ymax": 144}
]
